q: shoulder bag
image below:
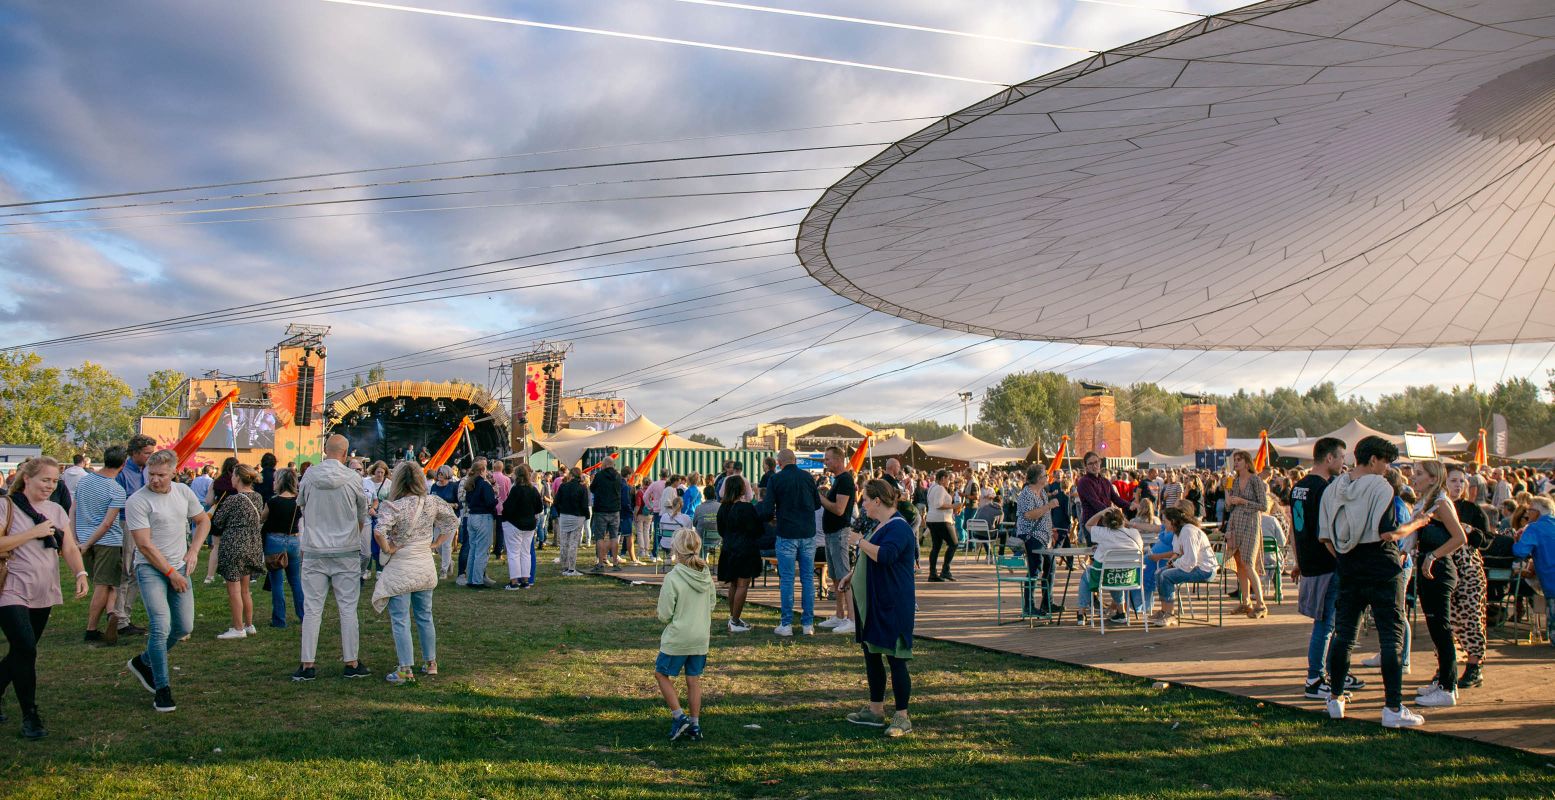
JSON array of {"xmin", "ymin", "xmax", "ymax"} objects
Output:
[
  {"xmin": 265, "ymin": 498, "xmax": 299, "ymax": 572},
  {"xmin": 0, "ymin": 496, "xmax": 13, "ymax": 593}
]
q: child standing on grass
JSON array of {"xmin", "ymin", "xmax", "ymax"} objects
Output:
[{"xmin": 654, "ymin": 529, "xmax": 714, "ymax": 741}]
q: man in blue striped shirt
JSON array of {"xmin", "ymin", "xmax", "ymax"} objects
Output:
[{"xmin": 75, "ymin": 446, "xmax": 129, "ymax": 645}]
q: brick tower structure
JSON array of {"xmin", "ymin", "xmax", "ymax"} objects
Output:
[
  {"xmin": 1182, "ymin": 404, "xmax": 1227, "ymax": 454},
  {"xmin": 1075, "ymin": 395, "xmax": 1132, "ymax": 460}
]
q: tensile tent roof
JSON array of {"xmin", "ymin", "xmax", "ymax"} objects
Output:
[
  {"xmin": 1134, "ymin": 448, "xmax": 1196, "ymax": 467},
  {"xmin": 539, "ymin": 415, "xmax": 715, "ymax": 468},
  {"xmin": 1511, "ymin": 440, "xmax": 1555, "ymax": 461},
  {"xmin": 798, "ymin": 0, "xmax": 1555, "ymax": 350},
  {"xmin": 1319, "ymin": 419, "xmax": 1405, "ymax": 447},
  {"xmin": 917, "ymin": 430, "xmax": 1031, "ymax": 465}
]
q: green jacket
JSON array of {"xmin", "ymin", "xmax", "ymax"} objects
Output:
[{"xmin": 656, "ymin": 563, "xmax": 714, "ymax": 656}]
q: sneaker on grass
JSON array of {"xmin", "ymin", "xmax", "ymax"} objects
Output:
[
  {"xmin": 728, "ymin": 619, "xmax": 751, "ymax": 634},
  {"xmin": 291, "ymin": 665, "xmax": 317, "ymax": 682},
  {"xmin": 885, "ymin": 713, "xmax": 912, "ymax": 738},
  {"xmin": 832, "ymin": 619, "xmax": 855, "ymax": 634},
  {"xmin": 772, "ymin": 624, "xmax": 793, "ymax": 637},
  {"xmin": 801, "ymin": 624, "xmax": 815, "ymax": 636},
  {"xmin": 343, "ymin": 663, "xmax": 372, "ymax": 679},
  {"xmin": 127, "ymin": 655, "xmax": 155, "ymax": 694},
  {"xmin": 216, "ymin": 627, "xmax": 247, "ymax": 640},
  {"xmin": 669, "ymin": 714, "xmax": 693, "ymax": 741},
  {"xmin": 153, "ymin": 687, "xmax": 176, "ymax": 713},
  {"xmin": 817, "ymin": 616, "xmax": 845, "ymax": 629},
  {"xmin": 846, "ymin": 706, "xmax": 886, "ymax": 727}
]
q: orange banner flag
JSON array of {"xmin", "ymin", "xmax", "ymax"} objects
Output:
[
  {"xmin": 1045, "ymin": 435, "xmax": 1068, "ymax": 482},
  {"xmin": 630, "ymin": 430, "xmax": 670, "ymax": 482},
  {"xmin": 1253, "ymin": 429, "xmax": 1271, "ymax": 472},
  {"xmin": 424, "ymin": 416, "xmax": 475, "ymax": 474},
  {"xmin": 1473, "ymin": 428, "xmax": 1487, "ymax": 469},
  {"xmin": 847, "ymin": 431, "xmax": 873, "ymax": 475},
  {"xmin": 171, "ymin": 390, "xmax": 238, "ymax": 469}
]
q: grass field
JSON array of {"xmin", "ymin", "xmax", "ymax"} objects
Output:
[{"xmin": 4, "ymin": 558, "xmax": 1553, "ymax": 799}]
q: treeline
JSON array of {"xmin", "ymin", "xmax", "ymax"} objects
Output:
[
  {"xmin": 0, "ymin": 352, "xmax": 188, "ymax": 459},
  {"xmin": 880, "ymin": 372, "xmax": 1555, "ymax": 457}
]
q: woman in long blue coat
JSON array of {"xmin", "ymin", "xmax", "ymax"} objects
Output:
[{"xmin": 841, "ymin": 478, "xmax": 916, "ymax": 738}]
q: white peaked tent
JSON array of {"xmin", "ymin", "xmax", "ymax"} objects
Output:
[
  {"xmin": 1320, "ymin": 420, "xmax": 1405, "ymax": 448},
  {"xmin": 1134, "ymin": 448, "xmax": 1195, "ymax": 468},
  {"xmin": 539, "ymin": 415, "xmax": 715, "ymax": 468},
  {"xmin": 917, "ymin": 430, "xmax": 1030, "ymax": 465},
  {"xmin": 1434, "ymin": 432, "xmax": 1470, "ymax": 453},
  {"xmin": 1511, "ymin": 440, "xmax": 1555, "ymax": 462}
]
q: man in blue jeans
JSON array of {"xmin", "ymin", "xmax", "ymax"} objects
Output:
[
  {"xmin": 757, "ymin": 449, "xmax": 821, "ymax": 636},
  {"xmin": 124, "ymin": 450, "xmax": 211, "ymax": 713},
  {"xmin": 1290, "ymin": 437, "xmax": 1365, "ymax": 700}
]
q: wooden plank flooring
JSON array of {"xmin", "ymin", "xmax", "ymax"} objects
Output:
[{"xmin": 600, "ymin": 557, "xmax": 1555, "ymax": 756}]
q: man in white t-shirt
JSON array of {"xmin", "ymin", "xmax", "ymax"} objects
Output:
[{"xmin": 124, "ymin": 449, "xmax": 211, "ymax": 714}]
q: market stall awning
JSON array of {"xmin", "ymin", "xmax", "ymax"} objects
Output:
[{"xmin": 540, "ymin": 415, "xmax": 714, "ymax": 468}]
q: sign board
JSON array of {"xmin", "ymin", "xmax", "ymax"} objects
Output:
[{"xmin": 1403, "ymin": 432, "xmax": 1438, "ymax": 461}]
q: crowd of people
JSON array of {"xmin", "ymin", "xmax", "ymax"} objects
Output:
[{"xmin": 1, "ymin": 427, "xmax": 1552, "ymax": 743}]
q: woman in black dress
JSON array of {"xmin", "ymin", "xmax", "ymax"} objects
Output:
[{"xmin": 715, "ymin": 476, "xmax": 762, "ymax": 634}]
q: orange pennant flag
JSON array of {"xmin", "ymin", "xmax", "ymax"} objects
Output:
[
  {"xmin": 424, "ymin": 416, "xmax": 475, "ymax": 474},
  {"xmin": 1045, "ymin": 435, "xmax": 1068, "ymax": 483},
  {"xmin": 847, "ymin": 431, "xmax": 873, "ymax": 475},
  {"xmin": 1253, "ymin": 429, "xmax": 1271, "ymax": 472},
  {"xmin": 1473, "ymin": 428, "xmax": 1487, "ymax": 469},
  {"xmin": 171, "ymin": 390, "xmax": 238, "ymax": 469},
  {"xmin": 630, "ymin": 430, "xmax": 671, "ymax": 483}
]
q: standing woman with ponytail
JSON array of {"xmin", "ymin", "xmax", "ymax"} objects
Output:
[
  {"xmin": 1409, "ymin": 460, "xmax": 1468, "ymax": 709},
  {"xmin": 0, "ymin": 458, "xmax": 90, "ymax": 739},
  {"xmin": 1445, "ymin": 467, "xmax": 1490, "ymax": 690}
]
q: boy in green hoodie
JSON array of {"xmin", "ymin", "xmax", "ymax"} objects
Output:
[{"xmin": 655, "ymin": 529, "xmax": 714, "ymax": 741}]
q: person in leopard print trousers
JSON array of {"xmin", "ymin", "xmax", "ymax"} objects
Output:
[{"xmin": 1447, "ymin": 467, "xmax": 1488, "ymax": 689}]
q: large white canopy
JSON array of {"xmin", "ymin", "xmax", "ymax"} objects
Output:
[
  {"xmin": 1512, "ymin": 439, "xmax": 1555, "ymax": 461},
  {"xmin": 1135, "ymin": 448, "xmax": 1196, "ymax": 467},
  {"xmin": 917, "ymin": 430, "xmax": 1031, "ymax": 464},
  {"xmin": 538, "ymin": 415, "xmax": 714, "ymax": 467},
  {"xmin": 798, "ymin": 0, "xmax": 1555, "ymax": 350}
]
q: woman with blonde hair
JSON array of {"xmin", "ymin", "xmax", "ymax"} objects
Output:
[
  {"xmin": 211, "ymin": 465, "xmax": 267, "ymax": 640},
  {"xmin": 1224, "ymin": 450, "xmax": 1269, "ymax": 618},
  {"xmin": 1, "ymin": 457, "xmax": 89, "ymax": 738},
  {"xmin": 1408, "ymin": 460, "xmax": 1468, "ymax": 708},
  {"xmin": 373, "ymin": 462, "xmax": 458, "ymax": 683}
]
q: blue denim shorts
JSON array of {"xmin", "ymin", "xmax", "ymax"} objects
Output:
[{"xmin": 655, "ymin": 652, "xmax": 707, "ymax": 677}]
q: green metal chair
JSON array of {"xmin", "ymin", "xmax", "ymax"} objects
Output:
[
  {"xmin": 1091, "ymin": 546, "xmax": 1148, "ymax": 634},
  {"xmin": 1261, "ymin": 535, "xmax": 1285, "ymax": 603},
  {"xmin": 994, "ymin": 554, "xmax": 1038, "ymax": 626}
]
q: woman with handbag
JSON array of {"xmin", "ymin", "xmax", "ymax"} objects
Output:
[
  {"xmin": 262, "ymin": 469, "xmax": 304, "ymax": 629},
  {"xmin": 203, "ymin": 457, "xmax": 239, "ymax": 585},
  {"xmin": 1224, "ymin": 450, "xmax": 1270, "ymax": 619},
  {"xmin": 212, "ymin": 465, "xmax": 268, "ymax": 640},
  {"xmin": 373, "ymin": 462, "xmax": 457, "ymax": 684},
  {"xmin": 1, "ymin": 457, "xmax": 90, "ymax": 739}
]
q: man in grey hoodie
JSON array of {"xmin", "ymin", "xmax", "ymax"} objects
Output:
[
  {"xmin": 293, "ymin": 434, "xmax": 372, "ymax": 681},
  {"xmin": 1318, "ymin": 435, "xmax": 1429, "ymax": 728}
]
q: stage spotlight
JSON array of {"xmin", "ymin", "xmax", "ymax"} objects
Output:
[{"xmin": 436, "ymin": 400, "xmax": 446, "ymax": 412}]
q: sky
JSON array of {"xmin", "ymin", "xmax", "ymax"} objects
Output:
[{"xmin": 3, "ymin": 0, "xmax": 1553, "ymax": 447}]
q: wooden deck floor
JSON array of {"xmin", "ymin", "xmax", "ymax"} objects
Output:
[{"xmin": 601, "ymin": 557, "xmax": 1555, "ymax": 756}]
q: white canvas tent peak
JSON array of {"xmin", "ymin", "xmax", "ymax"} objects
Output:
[
  {"xmin": 1511, "ymin": 440, "xmax": 1555, "ymax": 461},
  {"xmin": 1319, "ymin": 419, "xmax": 1405, "ymax": 447},
  {"xmin": 538, "ymin": 415, "xmax": 714, "ymax": 468},
  {"xmin": 917, "ymin": 430, "xmax": 1030, "ymax": 464},
  {"xmin": 797, "ymin": 0, "xmax": 1555, "ymax": 350},
  {"xmin": 1134, "ymin": 448, "xmax": 1195, "ymax": 467}
]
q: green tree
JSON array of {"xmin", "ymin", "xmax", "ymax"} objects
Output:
[
  {"xmin": 61, "ymin": 361, "xmax": 133, "ymax": 456},
  {"xmin": 1115, "ymin": 382, "xmax": 1185, "ymax": 454},
  {"xmin": 367, "ymin": 364, "xmax": 387, "ymax": 384},
  {"xmin": 864, "ymin": 419, "xmax": 961, "ymax": 441},
  {"xmin": 687, "ymin": 432, "xmax": 724, "ymax": 447},
  {"xmin": 0, "ymin": 351, "xmax": 68, "ymax": 455},
  {"xmin": 976, "ymin": 371, "xmax": 1082, "ymax": 448},
  {"xmin": 129, "ymin": 369, "xmax": 188, "ymax": 420}
]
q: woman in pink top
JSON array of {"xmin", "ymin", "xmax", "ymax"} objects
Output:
[{"xmin": 1, "ymin": 457, "xmax": 89, "ymax": 739}]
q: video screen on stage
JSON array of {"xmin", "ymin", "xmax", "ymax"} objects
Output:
[{"xmin": 201, "ymin": 407, "xmax": 277, "ymax": 450}]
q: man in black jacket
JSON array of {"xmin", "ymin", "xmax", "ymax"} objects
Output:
[
  {"xmin": 553, "ymin": 468, "xmax": 591, "ymax": 576},
  {"xmin": 756, "ymin": 449, "xmax": 821, "ymax": 636},
  {"xmin": 589, "ymin": 458, "xmax": 626, "ymax": 574}
]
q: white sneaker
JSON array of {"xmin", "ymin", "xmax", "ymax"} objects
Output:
[
  {"xmin": 1416, "ymin": 686, "xmax": 1458, "ymax": 708},
  {"xmin": 216, "ymin": 628, "xmax": 247, "ymax": 640},
  {"xmin": 244, "ymin": 624, "xmax": 257, "ymax": 635},
  {"xmin": 802, "ymin": 625, "xmax": 815, "ymax": 636},
  {"xmin": 773, "ymin": 624, "xmax": 793, "ymax": 637},
  {"xmin": 456, "ymin": 575, "xmax": 468, "ymax": 586},
  {"xmin": 1415, "ymin": 681, "xmax": 1442, "ymax": 696},
  {"xmin": 1361, "ymin": 653, "xmax": 1381, "ymax": 667},
  {"xmin": 1326, "ymin": 696, "xmax": 1345, "ymax": 719},
  {"xmin": 833, "ymin": 619, "xmax": 856, "ymax": 634},
  {"xmin": 728, "ymin": 619, "xmax": 751, "ymax": 633},
  {"xmin": 817, "ymin": 616, "xmax": 845, "ymax": 629},
  {"xmin": 561, "ymin": 569, "xmax": 582, "ymax": 577},
  {"xmin": 1381, "ymin": 705, "xmax": 1426, "ymax": 728},
  {"xmin": 203, "ymin": 576, "xmax": 215, "ymax": 585}
]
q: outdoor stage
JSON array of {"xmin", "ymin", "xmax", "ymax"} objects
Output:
[{"xmin": 606, "ymin": 558, "xmax": 1555, "ymax": 757}]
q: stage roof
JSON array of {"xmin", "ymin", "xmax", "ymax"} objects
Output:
[{"xmin": 798, "ymin": 0, "xmax": 1555, "ymax": 350}]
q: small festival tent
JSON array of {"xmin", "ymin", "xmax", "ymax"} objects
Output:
[
  {"xmin": 917, "ymin": 430, "xmax": 1031, "ymax": 465},
  {"xmin": 539, "ymin": 415, "xmax": 715, "ymax": 468},
  {"xmin": 1511, "ymin": 440, "xmax": 1555, "ymax": 462},
  {"xmin": 1133, "ymin": 448, "xmax": 1195, "ymax": 468}
]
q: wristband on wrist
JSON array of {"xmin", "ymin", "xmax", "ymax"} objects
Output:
[
  {"xmin": 163, "ymin": 566, "xmax": 176, "ymax": 578},
  {"xmin": 75, "ymin": 570, "xmax": 88, "ymax": 578}
]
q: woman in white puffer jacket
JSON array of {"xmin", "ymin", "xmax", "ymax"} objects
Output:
[{"xmin": 372, "ymin": 462, "xmax": 457, "ymax": 684}]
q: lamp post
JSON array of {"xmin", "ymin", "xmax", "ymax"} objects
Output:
[{"xmin": 958, "ymin": 391, "xmax": 973, "ymax": 432}]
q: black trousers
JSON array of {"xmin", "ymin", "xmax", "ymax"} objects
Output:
[
  {"xmin": 863, "ymin": 646, "xmax": 911, "ymax": 711},
  {"xmin": 1023, "ymin": 537, "xmax": 1055, "ymax": 612},
  {"xmin": 0, "ymin": 605, "xmax": 52, "ymax": 712},
  {"xmin": 927, "ymin": 522, "xmax": 956, "ymax": 577},
  {"xmin": 1328, "ymin": 570, "xmax": 1406, "ymax": 709},
  {"xmin": 1417, "ymin": 560, "xmax": 1459, "ymax": 691}
]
